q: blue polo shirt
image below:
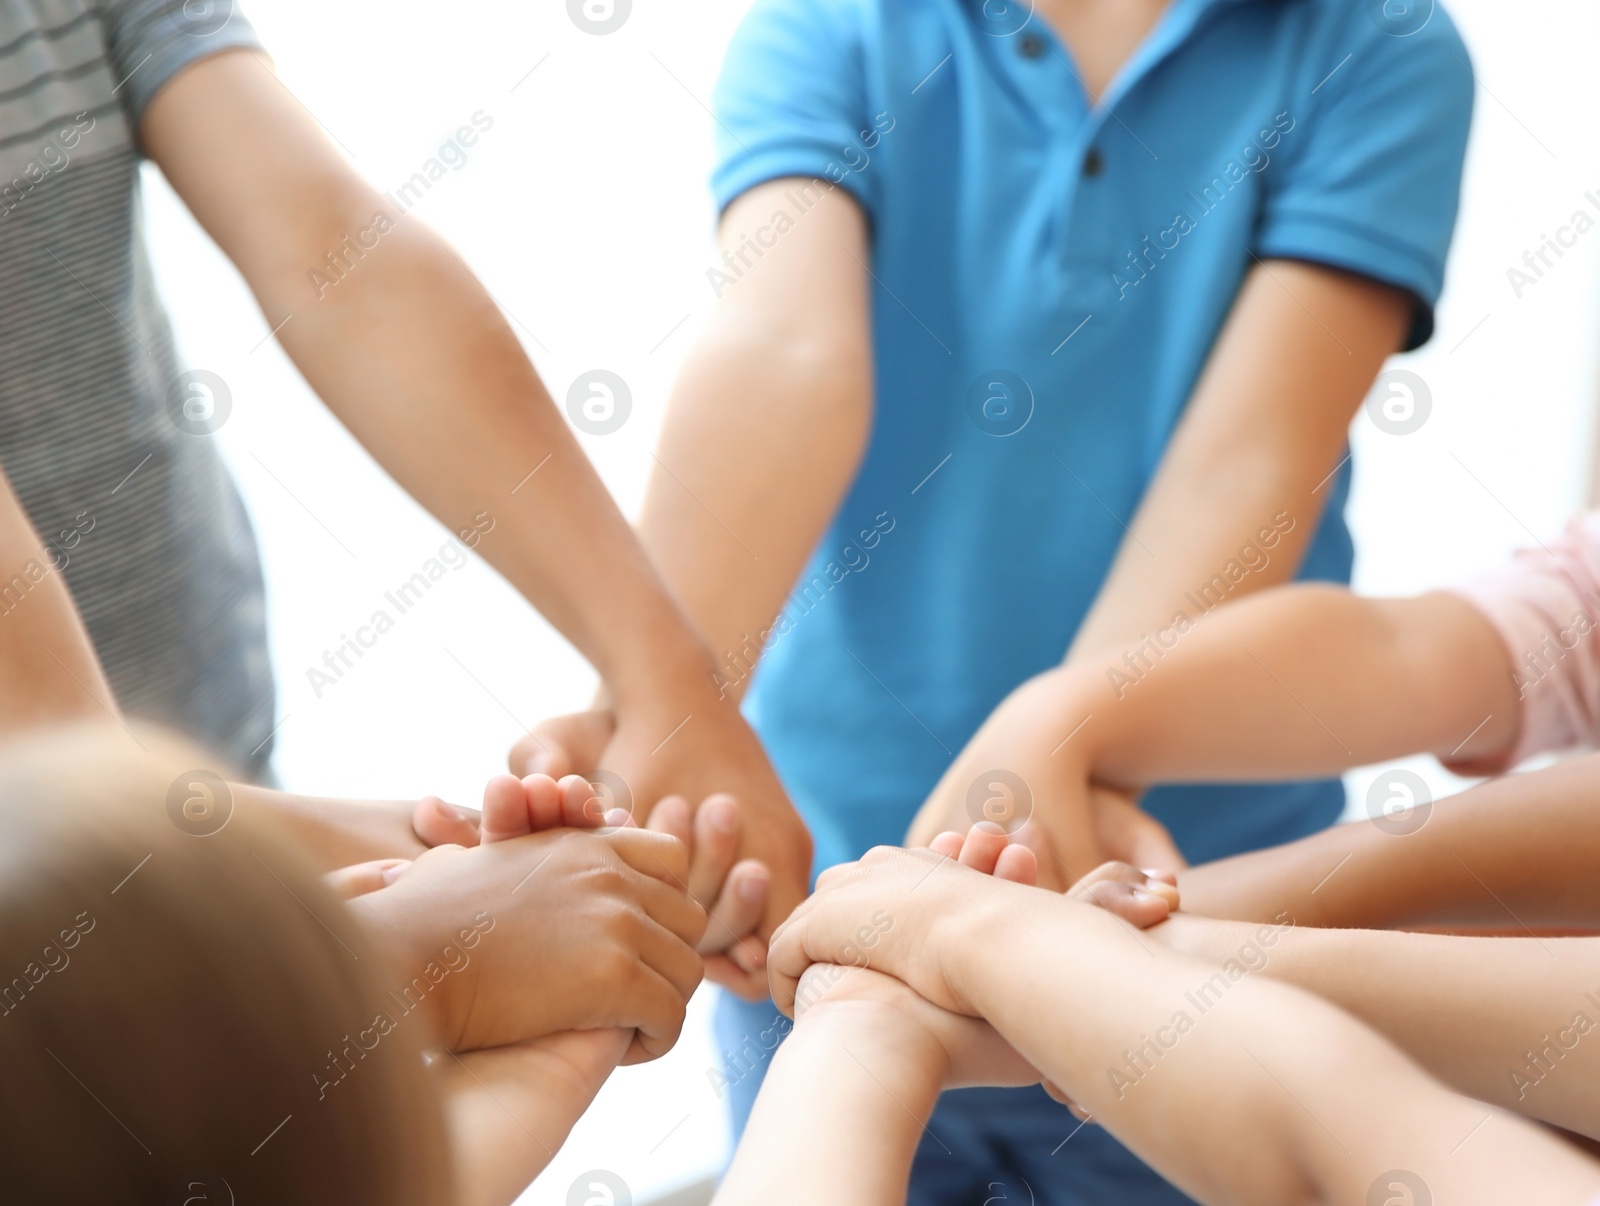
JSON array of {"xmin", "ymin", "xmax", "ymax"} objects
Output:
[{"xmin": 714, "ymin": 0, "xmax": 1473, "ymax": 878}]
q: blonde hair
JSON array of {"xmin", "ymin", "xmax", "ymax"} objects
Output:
[{"xmin": 0, "ymin": 724, "xmax": 452, "ymax": 1202}]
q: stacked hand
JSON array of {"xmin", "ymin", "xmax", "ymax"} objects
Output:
[
  {"xmin": 904, "ymin": 672, "xmax": 1186, "ymax": 889},
  {"xmin": 511, "ymin": 700, "xmax": 811, "ymax": 999},
  {"xmin": 334, "ymin": 772, "xmax": 708, "ymax": 1064},
  {"xmin": 770, "ymin": 825, "xmax": 1179, "ymax": 1096}
]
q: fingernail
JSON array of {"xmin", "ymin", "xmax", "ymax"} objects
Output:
[
  {"xmin": 737, "ymin": 875, "xmax": 766, "ymax": 903},
  {"xmin": 709, "ymin": 800, "xmax": 739, "ymax": 835},
  {"xmin": 381, "ymin": 860, "xmax": 412, "ymax": 885},
  {"xmin": 603, "ymin": 807, "xmax": 630, "ymax": 827},
  {"xmin": 1132, "ymin": 889, "xmax": 1166, "ymax": 905}
]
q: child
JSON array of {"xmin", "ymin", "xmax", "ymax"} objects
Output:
[
  {"xmin": 0, "ymin": 461, "xmax": 713, "ymax": 1064},
  {"xmin": 0, "ymin": 724, "xmax": 626, "ymax": 1205},
  {"xmin": 738, "ymin": 827, "xmax": 1600, "ymax": 1206},
  {"xmin": 515, "ymin": 0, "xmax": 1477, "ymax": 1196}
]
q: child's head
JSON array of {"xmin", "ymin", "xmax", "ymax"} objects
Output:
[{"xmin": 0, "ymin": 725, "xmax": 451, "ymax": 1203}]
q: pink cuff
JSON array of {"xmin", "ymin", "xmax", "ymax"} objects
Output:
[{"xmin": 1441, "ymin": 513, "xmax": 1600, "ymax": 772}]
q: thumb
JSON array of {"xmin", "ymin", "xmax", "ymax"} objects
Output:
[
  {"xmin": 509, "ymin": 708, "xmax": 616, "ymax": 778},
  {"xmin": 1091, "ymin": 786, "xmax": 1187, "ymax": 875}
]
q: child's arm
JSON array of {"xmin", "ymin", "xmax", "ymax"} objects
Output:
[
  {"xmin": 769, "ymin": 847, "xmax": 1600, "ymax": 1206},
  {"xmin": 716, "ymin": 964, "xmax": 1039, "ymax": 1206},
  {"xmin": 1178, "ymin": 751, "xmax": 1600, "ymax": 930},
  {"xmin": 908, "ymin": 583, "xmax": 1517, "ymax": 881},
  {"xmin": 442, "ymin": 1029, "xmax": 630, "ymax": 1206},
  {"xmin": 1151, "ymin": 917, "xmax": 1600, "ymax": 1140}
]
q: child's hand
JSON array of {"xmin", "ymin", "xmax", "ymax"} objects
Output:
[
  {"xmin": 477, "ymin": 766, "xmax": 775, "ymax": 996},
  {"xmin": 903, "ymin": 673, "xmax": 1186, "ymax": 887},
  {"xmin": 793, "ymin": 963, "xmax": 1039, "ymax": 1091},
  {"xmin": 926, "ymin": 823, "xmax": 1178, "ymax": 926},
  {"xmin": 344, "ymin": 827, "xmax": 706, "ymax": 1060},
  {"xmin": 475, "ymin": 772, "xmax": 625, "ymax": 843}
]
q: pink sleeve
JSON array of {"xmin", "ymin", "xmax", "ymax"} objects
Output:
[{"xmin": 1442, "ymin": 511, "xmax": 1600, "ymax": 775}]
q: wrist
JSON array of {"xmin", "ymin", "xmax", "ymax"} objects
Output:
[{"xmin": 599, "ymin": 597, "xmax": 721, "ymax": 717}]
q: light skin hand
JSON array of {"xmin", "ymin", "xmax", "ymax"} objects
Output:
[
  {"xmin": 768, "ymin": 829, "xmax": 1178, "ymax": 1018},
  {"xmin": 906, "ymin": 671, "xmax": 1186, "ymax": 888}
]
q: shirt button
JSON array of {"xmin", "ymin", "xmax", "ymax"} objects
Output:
[
  {"xmin": 1082, "ymin": 147, "xmax": 1105, "ymax": 177},
  {"xmin": 1019, "ymin": 33, "xmax": 1046, "ymax": 59}
]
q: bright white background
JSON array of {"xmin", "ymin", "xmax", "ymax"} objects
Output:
[{"xmin": 137, "ymin": 1, "xmax": 1600, "ymax": 1201}]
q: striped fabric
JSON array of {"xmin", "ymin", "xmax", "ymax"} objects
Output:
[{"xmin": 0, "ymin": 0, "xmax": 274, "ymax": 778}]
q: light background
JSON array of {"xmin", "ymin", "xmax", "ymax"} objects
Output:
[{"xmin": 137, "ymin": 1, "xmax": 1600, "ymax": 1200}]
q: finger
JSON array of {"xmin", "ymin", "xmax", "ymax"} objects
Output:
[
  {"xmin": 508, "ymin": 709, "xmax": 615, "ymax": 778},
  {"xmin": 480, "ymin": 775, "xmax": 532, "ymax": 844},
  {"xmin": 1068, "ymin": 862, "xmax": 1181, "ymax": 910},
  {"xmin": 929, "ymin": 831, "xmax": 965, "ymax": 860},
  {"xmin": 703, "ymin": 954, "xmax": 773, "ymax": 1002},
  {"xmin": 958, "ymin": 822, "xmax": 1010, "ymax": 875},
  {"xmin": 701, "ymin": 858, "xmax": 769, "ymax": 959},
  {"xmin": 517, "ymin": 774, "xmax": 565, "ymax": 832},
  {"xmin": 323, "ymin": 859, "xmax": 411, "ymax": 900},
  {"xmin": 413, "ymin": 796, "xmax": 482, "ymax": 849},
  {"xmin": 688, "ymin": 794, "xmax": 741, "ymax": 906},
  {"xmin": 1093, "ymin": 788, "xmax": 1188, "ymax": 875},
  {"xmin": 634, "ymin": 910, "xmax": 707, "ymax": 1004},
  {"xmin": 559, "ymin": 774, "xmax": 606, "ymax": 828},
  {"xmin": 627, "ymin": 864, "xmax": 709, "ymax": 947},
  {"xmin": 993, "ymin": 842, "xmax": 1038, "ymax": 886},
  {"xmin": 1078, "ymin": 878, "xmax": 1175, "ymax": 928},
  {"xmin": 610, "ymin": 962, "xmax": 691, "ymax": 1062},
  {"xmin": 727, "ymin": 934, "xmax": 769, "ymax": 976},
  {"xmin": 608, "ymin": 827, "xmax": 692, "ymax": 889},
  {"xmin": 647, "ymin": 795, "xmax": 692, "ymax": 845},
  {"xmin": 1127, "ymin": 821, "xmax": 1188, "ymax": 876}
]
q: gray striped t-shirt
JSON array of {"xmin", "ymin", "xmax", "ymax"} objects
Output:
[{"xmin": 0, "ymin": 0, "xmax": 275, "ymax": 778}]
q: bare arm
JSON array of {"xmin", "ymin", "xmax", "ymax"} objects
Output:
[
  {"xmin": 0, "ymin": 470, "xmax": 118, "ymax": 734},
  {"xmin": 141, "ymin": 50, "xmax": 724, "ymax": 746},
  {"xmin": 910, "ymin": 265, "xmax": 1419, "ymax": 875},
  {"xmin": 766, "ymin": 850, "xmax": 1600, "ymax": 1206},
  {"xmin": 443, "ymin": 1029, "xmax": 629, "ymax": 1206},
  {"xmin": 1067, "ymin": 262, "xmax": 1411, "ymax": 661},
  {"xmin": 1154, "ymin": 916, "xmax": 1600, "ymax": 1140},
  {"xmin": 1178, "ymin": 753, "xmax": 1600, "ymax": 930},
  {"xmin": 636, "ymin": 177, "xmax": 873, "ymax": 701}
]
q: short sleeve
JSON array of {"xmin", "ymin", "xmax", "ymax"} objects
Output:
[
  {"xmin": 98, "ymin": 0, "xmax": 263, "ymax": 127},
  {"xmin": 1441, "ymin": 511, "xmax": 1600, "ymax": 775},
  {"xmin": 710, "ymin": 0, "xmax": 877, "ymax": 218},
  {"xmin": 1256, "ymin": 9, "xmax": 1475, "ymax": 349}
]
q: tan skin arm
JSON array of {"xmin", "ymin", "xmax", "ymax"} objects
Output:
[
  {"xmin": 637, "ymin": 177, "xmax": 874, "ymax": 699},
  {"xmin": 0, "ymin": 470, "xmax": 119, "ymax": 733},
  {"xmin": 910, "ymin": 264, "xmax": 1413, "ymax": 879}
]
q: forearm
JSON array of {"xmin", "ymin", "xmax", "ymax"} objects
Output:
[
  {"xmin": 1067, "ymin": 262, "xmax": 1410, "ymax": 664},
  {"xmin": 1154, "ymin": 916, "xmax": 1600, "ymax": 1138},
  {"xmin": 715, "ymin": 1008, "xmax": 941, "ymax": 1206},
  {"xmin": 952, "ymin": 898, "xmax": 1594, "ymax": 1206},
  {"xmin": 444, "ymin": 1031, "xmax": 628, "ymax": 1206},
  {"xmin": 146, "ymin": 51, "xmax": 711, "ymax": 711},
  {"xmin": 638, "ymin": 180, "xmax": 871, "ymax": 703},
  {"xmin": 1057, "ymin": 586, "xmax": 1517, "ymax": 786},
  {"xmin": 0, "ymin": 469, "xmax": 119, "ymax": 732},
  {"xmin": 275, "ymin": 221, "xmax": 713, "ymax": 708},
  {"xmin": 1179, "ymin": 754, "xmax": 1600, "ymax": 929},
  {"xmin": 235, "ymin": 785, "xmax": 425, "ymax": 871}
]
